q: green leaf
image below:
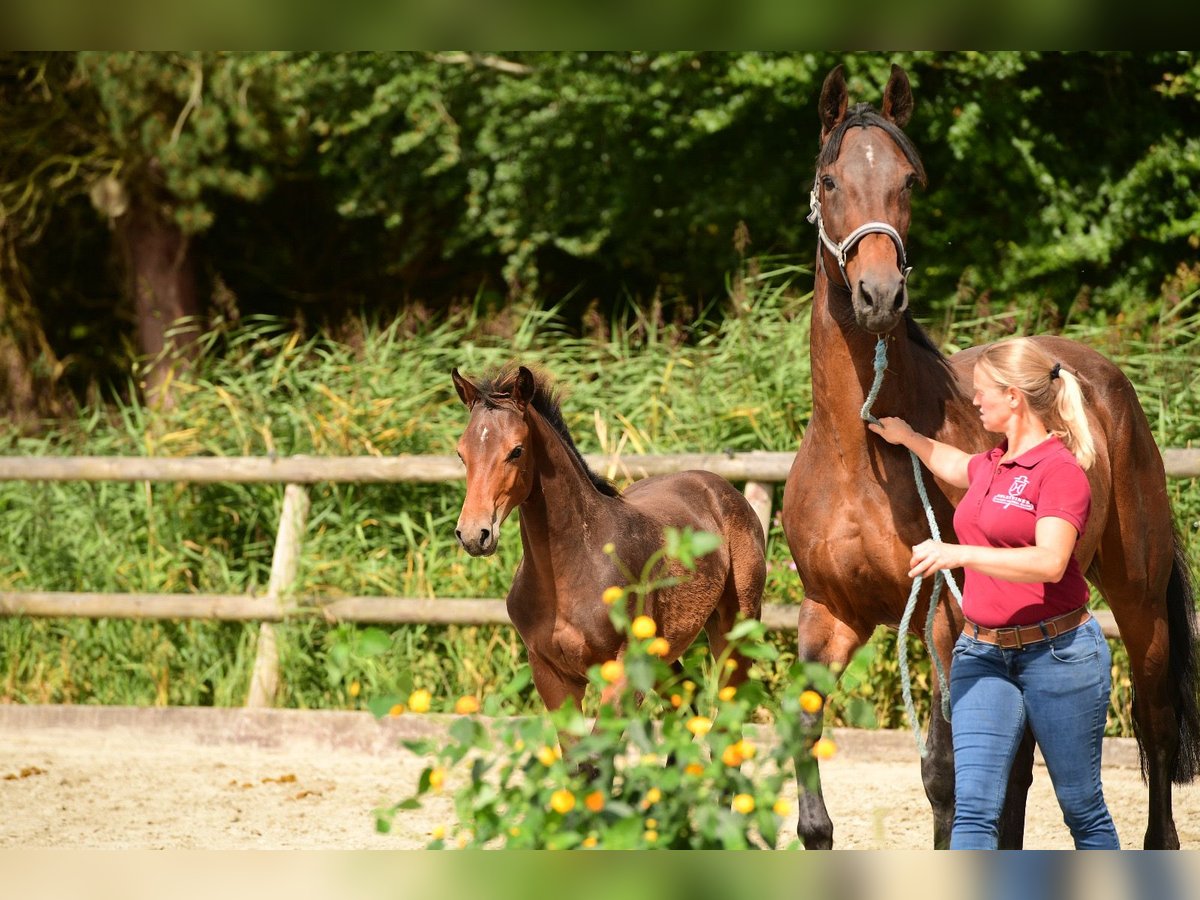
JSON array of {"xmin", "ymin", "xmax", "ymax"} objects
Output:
[{"xmin": 358, "ymin": 626, "xmax": 391, "ymax": 657}]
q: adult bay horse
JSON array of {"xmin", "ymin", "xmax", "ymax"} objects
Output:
[
  {"xmin": 452, "ymin": 364, "xmax": 766, "ymax": 718},
  {"xmin": 780, "ymin": 64, "xmax": 1200, "ymax": 849}
]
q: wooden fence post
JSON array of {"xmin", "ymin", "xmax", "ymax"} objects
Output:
[
  {"xmin": 743, "ymin": 480, "xmax": 772, "ymax": 540},
  {"xmin": 246, "ymin": 483, "xmax": 311, "ymax": 708}
]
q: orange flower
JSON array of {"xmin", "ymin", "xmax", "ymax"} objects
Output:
[
  {"xmin": 585, "ymin": 791, "xmax": 605, "ymax": 813},
  {"xmin": 407, "ymin": 689, "xmax": 432, "ymax": 713},
  {"xmin": 731, "ymin": 793, "xmax": 755, "ymax": 815},
  {"xmin": 454, "ymin": 695, "xmax": 480, "ymax": 715},
  {"xmin": 811, "ymin": 737, "xmax": 837, "ymax": 760},
  {"xmin": 647, "ymin": 638, "xmax": 671, "ymax": 657},
  {"xmin": 685, "ymin": 763, "xmax": 705, "ymax": 776},
  {"xmin": 718, "ymin": 686, "xmax": 737, "ymax": 702},
  {"xmin": 735, "ymin": 739, "xmax": 756, "ymax": 760},
  {"xmin": 549, "ymin": 789, "xmax": 576, "ymax": 814},
  {"xmin": 348, "ymin": 680, "xmax": 361, "ymax": 698},
  {"xmin": 670, "ymin": 693, "xmax": 684, "ymax": 708},
  {"xmin": 724, "ymin": 659, "xmax": 738, "ymax": 672},
  {"xmin": 536, "ymin": 745, "xmax": 559, "ymax": 767},
  {"xmin": 431, "ymin": 825, "xmax": 445, "ymax": 840},
  {"xmin": 799, "ymin": 690, "xmax": 824, "ymax": 714},
  {"xmin": 388, "ymin": 703, "xmax": 405, "ymax": 717},
  {"xmin": 428, "ymin": 768, "xmax": 445, "ymax": 790},
  {"xmin": 721, "ymin": 744, "xmax": 744, "ymax": 767},
  {"xmin": 642, "ymin": 787, "xmax": 662, "ymax": 807},
  {"xmin": 773, "ymin": 798, "xmax": 792, "ymax": 816},
  {"xmin": 600, "ymin": 660, "xmax": 624, "ymax": 683},
  {"xmin": 582, "ymin": 835, "xmax": 598, "ymax": 848},
  {"xmin": 601, "ymin": 586, "xmax": 624, "ymax": 605},
  {"xmin": 644, "ymin": 829, "xmax": 659, "ymax": 843},
  {"xmin": 686, "ymin": 716, "xmax": 713, "ymax": 737},
  {"xmin": 631, "ymin": 616, "xmax": 657, "ymax": 639}
]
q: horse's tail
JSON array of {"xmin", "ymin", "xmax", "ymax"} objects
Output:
[{"xmin": 1154, "ymin": 532, "xmax": 1200, "ymax": 783}]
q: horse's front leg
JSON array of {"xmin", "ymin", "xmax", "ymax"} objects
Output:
[
  {"xmin": 794, "ymin": 598, "xmax": 866, "ymax": 849},
  {"xmin": 527, "ymin": 651, "xmax": 589, "ymax": 752},
  {"xmin": 922, "ymin": 599, "xmax": 961, "ymax": 849}
]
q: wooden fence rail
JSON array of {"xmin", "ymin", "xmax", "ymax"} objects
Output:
[
  {"xmin": 3, "ymin": 448, "xmax": 1199, "ymax": 483},
  {"xmin": 2, "ymin": 447, "xmax": 1191, "ymax": 704}
]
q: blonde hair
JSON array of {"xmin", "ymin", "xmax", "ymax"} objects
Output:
[{"xmin": 976, "ymin": 338, "xmax": 1096, "ymax": 470}]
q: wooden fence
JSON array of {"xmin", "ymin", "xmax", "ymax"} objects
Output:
[{"xmin": 3, "ymin": 448, "xmax": 1198, "ymax": 705}]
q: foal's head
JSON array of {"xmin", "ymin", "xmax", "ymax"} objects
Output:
[
  {"xmin": 812, "ymin": 64, "xmax": 926, "ymax": 335},
  {"xmin": 451, "ymin": 366, "xmax": 538, "ymax": 556},
  {"xmin": 451, "ymin": 365, "xmax": 617, "ymax": 557}
]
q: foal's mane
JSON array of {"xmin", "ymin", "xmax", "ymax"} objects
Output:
[
  {"xmin": 818, "ymin": 102, "xmax": 947, "ymax": 372},
  {"xmin": 476, "ymin": 366, "xmax": 620, "ymax": 498}
]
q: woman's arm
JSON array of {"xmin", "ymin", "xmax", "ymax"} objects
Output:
[
  {"xmin": 907, "ymin": 517, "xmax": 1078, "ymax": 583},
  {"xmin": 867, "ymin": 417, "xmax": 972, "ymax": 489}
]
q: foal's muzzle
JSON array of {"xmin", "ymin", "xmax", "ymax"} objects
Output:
[{"xmin": 456, "ymin": 518, "xmax": 499, "ymax": 557}]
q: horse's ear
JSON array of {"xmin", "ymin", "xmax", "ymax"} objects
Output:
[
  {"xmin": 452, "ymin": 368, "xmax": 480, "ymax": 409},
  {"xmin": 513, "ymin": 366, "xmax": 536, "ymax": 411},
  {"xmin": 881, "ymin": 64, "xmax": 914, "ymax": 129},
  {"xmin": 819, "ymin": 65, "xmax": 848, "ymax": 140}
]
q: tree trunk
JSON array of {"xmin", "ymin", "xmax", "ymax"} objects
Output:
[{"xmin": 115, "ymin": 198, "xmax": 200, "ymax": 408}]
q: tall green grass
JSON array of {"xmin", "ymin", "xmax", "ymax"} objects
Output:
[{"xmin": 2, "ymin": 272, "xmax": 1197, "ymax": 734}]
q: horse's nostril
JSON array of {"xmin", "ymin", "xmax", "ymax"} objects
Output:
[
  {"xmin": 892, "ymin": 285, "xmax": 906, "ymax": 310},
  {"xmin": 455, "ymin": 528, "xmax": 463, "ymax": 543},
  {"xmin": 480, "ymin": 528, "xmax": 490, "ymax": 544},
  {"xmin": 859, "ymin": 282, "xmax": 874, "ymax": 308}
]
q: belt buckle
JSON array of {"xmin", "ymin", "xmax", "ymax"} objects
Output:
[{"xmin": 995, "ymin": 626, "xmax": 1023, "ymax": 650}]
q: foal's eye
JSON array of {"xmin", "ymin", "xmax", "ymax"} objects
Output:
[
  {"xmin": 821, "ymin": 175, "xmax": 836, "ymax": 191},
  {"xmin": 507, "ymin": 446, "xmax": 524, "ymax": 462},
  {"xmin": 904, "ymin": 173, "xmax": 918, "ymax": 190}
]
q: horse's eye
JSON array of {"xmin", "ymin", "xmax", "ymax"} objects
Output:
[
  {"xmin": 507, "ymin": 446, "xmax": 523, "ymax": 462},
  {"xmin": 821, "ymin": 175, "xmax": 836, "ymax": 191},
  {"xmin": 904, "ymin": 173, "xmax": 918, "ymax": 190}
]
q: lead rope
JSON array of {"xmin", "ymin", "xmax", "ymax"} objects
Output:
[{"xmin": 860, "ymin": 338, "xmax": 961, "ymax": 756}]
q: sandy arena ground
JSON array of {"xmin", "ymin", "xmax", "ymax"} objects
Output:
[{"xmin": 2, "ymin": 704, "xmax": 1198, "ymax": 850}]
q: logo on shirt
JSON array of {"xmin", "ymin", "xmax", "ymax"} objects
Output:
[{"xmin": 992, "ymin": 474, "xmax": 1034, "ymax": 511}]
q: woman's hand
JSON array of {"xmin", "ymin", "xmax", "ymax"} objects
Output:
[
  {"xmin": 908, "ymin": 539, "xmax": 962, "ymax": 578},
  {"xmin": 868, "ymin": 416, "xmax": 917, "ymax": 447}
]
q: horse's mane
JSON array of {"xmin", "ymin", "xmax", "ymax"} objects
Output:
[
  {"xmin": 476, "ymin": 366, "xmax": 620, "ymax": 498},
  {"xmin": 818, "ymin": 102, "xmax": 927, "ymax": 187}
]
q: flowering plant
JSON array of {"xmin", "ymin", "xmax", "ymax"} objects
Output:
[{"xmin": 377, "ymin": 527, "xmax": 863, "ymax": 849}]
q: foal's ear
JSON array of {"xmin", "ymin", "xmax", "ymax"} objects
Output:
[
  {"xmin": 819, "ymin": 65, "xmax": 848, "ymax": 141},
  {"xmin": 881, "ymin": 64, "xmax": 914, "ymax": 129},
  {"xmin": 451, "ymin": 368, "xmax": 480, "ymax": 408},
  {"xmin": 512, "ymin": 366, "xmax": 536, "ymax": 411}
]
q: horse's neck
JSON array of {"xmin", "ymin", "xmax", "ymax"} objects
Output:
[
  {"xmin": 808, "ymin": 271, "xmax": 977, "ymax": 452},
  {"xmin": 810, "ymin": 277, "xmax": 915, "ymax": 427},
  {"xmin": 517, "ymin": 412, "xmax": 613, "ymax": 573}
]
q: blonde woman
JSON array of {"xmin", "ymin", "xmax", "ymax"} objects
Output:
[{"xmin": 869, "ymin": 337, "xmax": 1118, "ymax": 850}]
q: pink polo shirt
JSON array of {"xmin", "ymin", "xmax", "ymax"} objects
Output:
[{"xmin": 952, "ymin": 435, "xmax": 1091, "ymax": 628}]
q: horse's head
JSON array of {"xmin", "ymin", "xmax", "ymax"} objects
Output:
[
  {"xmin": 451, "ymin": 366, "xmax": 537, "ymax": 557},
  {"xmin": 811, "ymin": 64, "xmax": 926, "ymax": 335}
]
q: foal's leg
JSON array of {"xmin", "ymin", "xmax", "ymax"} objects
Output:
[{"xmin": 793, "ymin": 598, "xmax": 865, "ymax": 849}]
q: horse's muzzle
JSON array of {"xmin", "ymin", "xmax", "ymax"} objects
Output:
[{"xmin": 854, "ymin": 276, "xmax": 908, "ymax": 334}]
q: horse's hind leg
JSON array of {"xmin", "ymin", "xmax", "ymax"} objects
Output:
[
  {"xmin": 793, "ymin": 598, "xmax": 867, "ymax": 849},
  {"xmin": 704, "ymin": 536, "xmax": 767, "ymax": 689}
]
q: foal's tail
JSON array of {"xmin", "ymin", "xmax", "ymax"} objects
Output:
[{"xmin": 1158, "ymin": 532, "xmax": 1200, "ymax": 783}]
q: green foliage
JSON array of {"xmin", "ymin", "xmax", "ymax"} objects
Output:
[{"xmin": 379, "ymin": 528, "xmax": 869, "ymax": 849}]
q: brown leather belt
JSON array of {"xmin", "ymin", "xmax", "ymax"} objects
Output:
[{"xmin": 964, "ymin": 607, "xmax": 1091, "ymax": 649}]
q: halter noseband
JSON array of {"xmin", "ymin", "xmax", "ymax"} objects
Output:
[{"xmin": 807, "ymin": 176, "xmax": 913, "ymax": 292}]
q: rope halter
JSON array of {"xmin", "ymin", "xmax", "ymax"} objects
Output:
[{"xmin": 807, "ymin": 176, "xmax": 913, "ymax": 292}]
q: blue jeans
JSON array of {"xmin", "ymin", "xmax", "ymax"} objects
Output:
[{"xmin": 949, "ymin": 615, "xmax": 1119, "ymax": 849}]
